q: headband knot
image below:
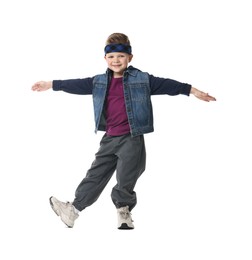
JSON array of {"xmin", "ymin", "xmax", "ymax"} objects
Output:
[{"xmin": 104, "ymin": 44, "xmax": 132, "ymax": 55}]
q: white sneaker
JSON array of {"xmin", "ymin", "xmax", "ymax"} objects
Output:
[
  {"xmin": 49, "ymin": 196, "xmax": 79, "ymax": 228},
  {"xmin": 117, "ymin": 206, "xmax": 134, "ymax": 229}
]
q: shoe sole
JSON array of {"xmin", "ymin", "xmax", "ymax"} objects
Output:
[
  {"xmin": 118, "ymin": 223, "xmax": 134, "ymax": 230},
  {"xmin": 49, "ymin": 196, "xmax": 73, "ymax": 228}
]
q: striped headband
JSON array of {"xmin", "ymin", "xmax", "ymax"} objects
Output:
[{"xmin": 104, "ymin": 44, "xmax": 132, "ymax": 55}]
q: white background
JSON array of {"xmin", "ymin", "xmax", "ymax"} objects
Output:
[{"xmin": 0, "ymin": 0, "xmax": 251, "ymax": 259}]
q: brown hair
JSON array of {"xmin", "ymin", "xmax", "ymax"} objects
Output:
[{"xmin": 105, "ymin": 33, "xmax": 131, "ymax": 45}]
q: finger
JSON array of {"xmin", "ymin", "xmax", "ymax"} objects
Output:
[
  {"xmin": 205, "ymin": 95, "xmax": 216, "ymax": 102},
  {"xmin": 32, "ymin": 85, "xmax": 39, "ymax": 91},
  {"xmin": 33, "ymin": 82, "xmax": 43, "ymax": 90},
  {"xmin": 207, "ymin": 94, "xmax": 216, "ymax": 101}
]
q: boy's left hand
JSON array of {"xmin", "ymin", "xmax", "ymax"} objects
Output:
[{"xmin": 190, "ymin": 87, "xmax": 216, "ymax": 102}]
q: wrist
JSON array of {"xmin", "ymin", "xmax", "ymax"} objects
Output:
[
  {"xmin": 190, "ymin": 86, "xmax": 197, "ymax": 95},
  {"xmin": 46, "ymin": 81, "xmax": 53, "ymax": 89}
]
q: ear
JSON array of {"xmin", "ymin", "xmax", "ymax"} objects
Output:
[{"xmin": 128, "ymin": 54, "xmax": 133, "ymax": 62}]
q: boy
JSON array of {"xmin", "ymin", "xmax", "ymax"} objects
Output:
[{"xmin": 32, "ymin": 33, "xmax": 216, "ymax": 229}]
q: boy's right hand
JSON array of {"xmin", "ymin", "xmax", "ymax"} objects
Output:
[{"xmin": 32, "ymin": 81, "xmax": 52, "ymax": 92}]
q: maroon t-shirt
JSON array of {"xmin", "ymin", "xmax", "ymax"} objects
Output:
[{"xmin": 105, "ymin": 77, "xmax": 130, "ymax": 136}]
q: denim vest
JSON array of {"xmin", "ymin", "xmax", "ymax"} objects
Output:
[{"xmin": 93, "ymin": 66, "xmax": 154, "ymax": 137}]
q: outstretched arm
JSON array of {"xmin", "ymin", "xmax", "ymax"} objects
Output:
[
  {"xmin": 190, "ymin": 87, "xmax": 216, "ymax": 102},
  {"xmin": 32, "ymin": 81, "xmax": 52, "ymax": 92}
]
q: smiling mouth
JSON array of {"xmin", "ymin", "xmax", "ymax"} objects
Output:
[{"xmin": 112, "ymin": 65, "xmax": 122, "ymax": 69}]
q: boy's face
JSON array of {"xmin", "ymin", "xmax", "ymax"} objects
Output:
[{"xmin": 104, "ymin": 52, "xmax": 133, "ymax": 78}]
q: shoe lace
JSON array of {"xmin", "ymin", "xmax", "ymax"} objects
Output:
[{"xmin": 119, "ymin": 209, "xmax": 134, "ymax": 222}]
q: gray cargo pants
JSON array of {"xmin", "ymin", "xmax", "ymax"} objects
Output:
[{"xmin": 72, "ymin": 133, "xmax": 146, "ymax": 211}]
